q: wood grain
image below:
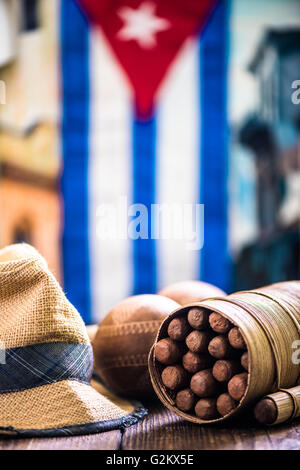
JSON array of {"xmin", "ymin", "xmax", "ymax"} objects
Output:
[
  {"xmin": 121, "ymin": 401, "xmax": 300, "ymax": 450},
  {"xmin": 0, "ymin": 430, "xmax": 121, "ymax": 450},
  {"xmin": 0, "ymin": 403, "xmax": 299, "ymax": 450}
]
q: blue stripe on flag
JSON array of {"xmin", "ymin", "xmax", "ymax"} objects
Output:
[
  {"xmin": 60, "ymin": 0, "xmax": 91, "ymax": 323},
  {"xmin": 132, "ymin": 116, "xmax": 157, "ymax": 294},
  {"xmin": 199, "ymin": 0, "xmax": 231, "ymax": 292}
]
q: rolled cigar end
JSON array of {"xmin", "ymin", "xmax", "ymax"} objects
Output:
[
  {"xmin": 195, "ymin": 398, "xmax": 218, "ymax": 420},
  {"xmin": 208, "ymin": 335, "xmax": 235, "ymax": 359},
  {"xmin": 161, "ymin": 365, "xmax": 188, "ymax": 391},
  {"xmin": 212, "ymin": 360, "xmax": 241, "ymax": 382},
  {"xmin": 190, "ymin": 369, "xmax": 219, "ymax": 397},
  {"xmin": 254, "ymin": 398, "xmax": 277, "ymax": 425},
  {"xmin": 241, "ymin": 351, "xmax": 249, "ymax": 371},
  {"xmin": 209, "ymin": 312, "xmax": 232, "ymax": 334},
  {"xmin": 182, "ymin": 351, "xmax": 212, "ymax": 374},
  {"xmin": 228, "ymin": 327, "xmax": 246, "ymax": 350},
  {"xmin": 176, "ymin": 388, "xmax": 196, "ymax": 412},
  {"xmin": 228, "ymin": 372, "xmax": 248, "ymax": 401},
  {"xmin": 155, "ymin": 338, "xmax": 183, "ymax": 365},
  {"xmin": 187, "ymin": 308, "xmax": 209, "ymax": 330},
  {"xmin": 168, "ymin": 317, "xmax": 191, "ymax": 341},
  {"xmin": 217, "ymin": 393, "xmax": 237, "ymax": 416},
  {"xmin": 185, "ymin": 330, "xmax": 212, "ymax": 353}
]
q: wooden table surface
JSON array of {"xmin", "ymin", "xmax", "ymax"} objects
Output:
[{"xmin": 1, "ymin": 400, "xmax": 299, "ymax": 450}]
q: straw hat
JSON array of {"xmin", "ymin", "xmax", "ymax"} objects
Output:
[{"xmin": 0, "ymin": 244, "xmax": 146, "ymax": 437}]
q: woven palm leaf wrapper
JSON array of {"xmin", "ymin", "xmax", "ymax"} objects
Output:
[
  {"xmin": 245, "ymin": 281, "xmax": 300, "ymax": 425},
  {"xmin": 148, "ymin": 281, "xmax": 300, "ymax": 425}
]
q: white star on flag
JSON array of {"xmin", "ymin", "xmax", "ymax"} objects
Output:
[{"xmin": 117, "ymin": 2, "xmax": 171, "ymax": 49}]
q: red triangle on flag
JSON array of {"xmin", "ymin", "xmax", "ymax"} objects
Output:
[{"xmin": 77, "ymin": 0, "xmax": 218, "ymax": 119}]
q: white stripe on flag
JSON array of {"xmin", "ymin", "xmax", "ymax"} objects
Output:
[
  {"xmin": 156, "ymin": 39, "xmax": 200, "ymax": 290},
  {"xmin": 89, "ymin": 28, "xmax": 132, "ymax": 322}
]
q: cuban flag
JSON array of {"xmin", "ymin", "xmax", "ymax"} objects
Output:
[{"xmin": 60, "ymin": 0, "xmax": 230, "ymax": 324}]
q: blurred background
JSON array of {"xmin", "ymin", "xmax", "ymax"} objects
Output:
[{"xmin": 0, "ymin": 0, "xmax": 299, "ymax": 323}]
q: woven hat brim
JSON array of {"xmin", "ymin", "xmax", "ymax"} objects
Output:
[{"xmin": 0, "ymin": 379, "xmax": 146, "ymax": 437}]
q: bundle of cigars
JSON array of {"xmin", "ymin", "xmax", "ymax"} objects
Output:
[{"xmin": 149, "ymin": 281, "xmax": 300, "ymax": 425}]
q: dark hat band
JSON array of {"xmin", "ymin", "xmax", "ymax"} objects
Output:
[{"xmin": 0, "ymin": 342, "xmax": 93, "ymax": 394}]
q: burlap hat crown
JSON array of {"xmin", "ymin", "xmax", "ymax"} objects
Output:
[{"xmin": 0, "ymin": 244, "xmax": 145, "ymax": 437}]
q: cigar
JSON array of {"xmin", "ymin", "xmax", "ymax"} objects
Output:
[
  {"xmin": 228, "ymin": 372, "xmax": 248, "ymax": 401},
  {"xmin": 228, "ymin": 327, "xmax": 246, "ymax": 350},
  {"xmin": 176, "ymin": 388, "xmax": 196, "ymax": 412},
  {"xmin": 216, "ymin": 393, "xmax": 237, "ymax": 416},
  {"xmin": 209, "ymin": 312, "xmax": 232, "ymax": 334},
  {"xmin": 187, "ymin": 307, "xmax": 209, "ymax": 330},
  {"xmin": 161, "ymin": 365, "xmax": 188, "ymax": 391},
  {"xmin": 195, "ymin": 398, "xmax": 218, "ymax": 420},
  {"xmin": 182, "ymin": 351, "xmax": 212, "ymax": 374},
  {"xmin": 254, "ymin": 398, "xmax": 277, "ymax": 425},
  {"xmin": 254, "ymin": 386, "xmax": 300, "ymax": 425},
  {"xmin": 208, "ymin": 335, "xmax": 236, "ymax": 359},
  {"xmin": 190, "ymin": 369, "xmax": 219, "ymax": 397},
  {"xmin": 168, "ymin": 316, "xmax": 191, "ymax": 341},
  {"xmin": 155, "ymin": 338, "xmax": 184, "ymax": 365},
  {"xmin": 212, "ymin": 360, "xmax": 241, "ymax": 382},
  {"xmin": 185, "ymin": 330, "xmax": 213, "ymax": 353},
  {"xmin": 241, "ymin": 351, "xmax": 249, "ymax": 371}
]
